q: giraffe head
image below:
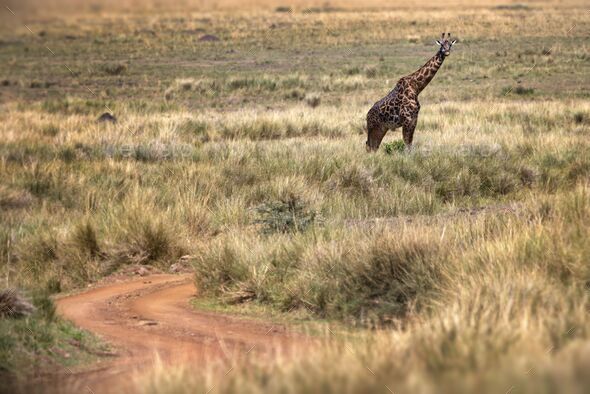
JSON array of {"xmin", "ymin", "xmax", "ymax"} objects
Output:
[{"xmin": 436, "ymin": 32, "xmax": 457, "ymax": 57}]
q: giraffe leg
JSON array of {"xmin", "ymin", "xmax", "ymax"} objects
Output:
[
  {"xmin": 366, "ymin": 123, "xmax": 387, "ymax": 152},
  {"xmin": 402, "ymin": 116, "xmax": 418, "ymax": 150}
]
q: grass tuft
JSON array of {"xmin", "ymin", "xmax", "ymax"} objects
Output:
[{"xmin": 113, "ymin": 215, "xmax": 183, "ymax": 266}]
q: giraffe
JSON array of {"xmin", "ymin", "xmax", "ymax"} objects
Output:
[{"xmin": 366, "ymin": 33, "xmax": 457, "ymax": 152}]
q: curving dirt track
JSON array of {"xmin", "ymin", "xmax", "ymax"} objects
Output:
[{"xmin": 48, "ymin": 274, "xmax": 298, "ymax": 394}]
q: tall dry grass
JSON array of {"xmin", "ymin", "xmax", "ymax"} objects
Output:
[
  {"xmin": 1, "ymin": 1, "xmax": 589, "ymax": 387},
  {"xmin": 2, "ymin": 99, "xmax": 589, "ymax": 291},
  {"xmin": 141, "ymin": 185, "xmax": 590, "ymax": 393}
]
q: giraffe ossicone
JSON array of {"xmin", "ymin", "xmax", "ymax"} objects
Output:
[{"xmin": 366, "ymin": 33, "xmax": 457, "ymax": 152}]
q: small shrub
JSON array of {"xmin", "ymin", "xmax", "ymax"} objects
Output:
[
  {"xmin": 255, "ymin": 195, "xmax": 318, "ymax": 234},
  {"xmin": 573, "ymin": 112, "xmax": 588, "ymax": 125},
  {"xmin": 284, "ymin": 88, "xmax": 305, "ymax": 100},
  {"xmin": 514, "ymin": 86, "xmax": 535, "ymax": 95},
  {"xmin": 344, "ymin": 66, "xmax": 361, "ymax": 76},
  {"xmin": 102, "ymin": 63, "xmax": 127, "ymax": 76},
  {"xmin": 305, "ymin": 93, "xmax": 321, "ymax": 108},
  {"xmin": 198, "ymin": 34, "xmax": 220, "ymax": 42},
  {"xmin": 384, "ymin": 140, "xmax": 406, "ymax": 154},
  {"xmin": 502, "ymin": 85, "xmax": 534, "ymax": 96},
  {"xmin": 275, "ymin": 6, "xmax": 293, "ymax": 12}
]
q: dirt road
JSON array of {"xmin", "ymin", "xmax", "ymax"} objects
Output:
[{"xmin": 50, "ymin": 274, "xmax": 297, "ymax": 394}]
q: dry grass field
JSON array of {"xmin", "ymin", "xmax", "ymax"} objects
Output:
[{"xmin": 1, "ymin": 0, "xmax": 590, "ymax": 393}]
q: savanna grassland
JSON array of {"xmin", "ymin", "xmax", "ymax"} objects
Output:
[{"xmin": 1, "ymin": 0, "xmax": 590, "ymax": 392}]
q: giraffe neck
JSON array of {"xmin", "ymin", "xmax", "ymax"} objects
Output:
[{"xmin": 409, "ymin": 51, "xmax": 445, "ymax": 95}]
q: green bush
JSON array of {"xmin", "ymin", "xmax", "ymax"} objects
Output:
[{"xmin": 384, "ymin": 140, "xmax": 406, "ymax": 154}]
